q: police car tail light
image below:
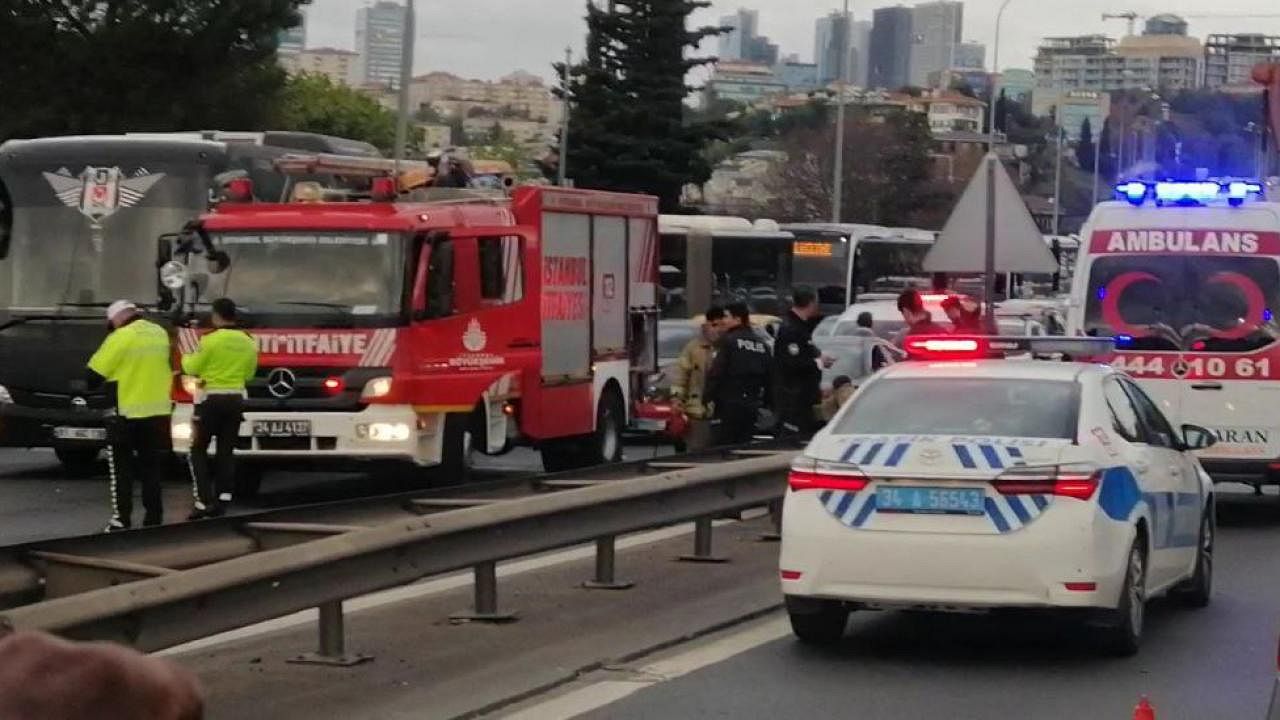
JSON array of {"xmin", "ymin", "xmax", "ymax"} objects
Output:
[
  {"xmin": 992, "ymin": 464, "xmax": 1100, "ymax": 500},
  {"xmin": 788, "ymin": 459, "xmax": 869, "ymax": 492},
  {"xmin": 903, "ymin": 336, "xmax": 988, "ymax": 361}
]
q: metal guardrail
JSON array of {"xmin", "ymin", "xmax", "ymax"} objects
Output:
[{"xmin": 0, "ymin": 446, "xmax": 795, "ymax": 663}]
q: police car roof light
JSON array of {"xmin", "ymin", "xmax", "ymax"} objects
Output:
[{"xmin": 903, "ymin": 335, "xmax": 1116, "ymax": 362}]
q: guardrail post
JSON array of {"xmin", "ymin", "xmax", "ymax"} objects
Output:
[
  {"xmin": 450, "ymin": 561, "xmax": 518, "ymax": 623},
  {"xmin": 287, "ymin": 601, "xmax": 372, "ymax": 666},
  {"xmin": 678, "ymin": 516, "xmax": 728, "ymax": 563},
  {"xmin": 582, "ymin": 536, "xmax": 634, "ymax": 590},
  {"xmin": 758, "ymin": 499, "xmax": 783, "ymax": 542}
]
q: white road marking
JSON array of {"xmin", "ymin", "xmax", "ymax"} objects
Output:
[
  {"xmin": 497, "ymin": 616, "xmax": 790, "ymax": 720},
  {"xmin": 161, "ymin": 509, "xmax": 768, "ymax": 657}
]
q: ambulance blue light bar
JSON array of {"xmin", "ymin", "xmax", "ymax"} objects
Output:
[
  {"xmin": 904, "ymin": 336, "xmax": 1116, "ymax": 361},
  {"xmin": 1114, "ymin": 180, "xmax": 1265, "ymax": 207}
]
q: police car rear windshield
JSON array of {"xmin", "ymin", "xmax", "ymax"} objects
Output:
[{"xmin": 834, "ymin": 379, "xmax": 1078, "ymax": 439}]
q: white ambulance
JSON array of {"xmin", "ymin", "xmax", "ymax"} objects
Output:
[{"xmin": 1066, "ymin": 180, "xmax": 1280, "ymax": 488}]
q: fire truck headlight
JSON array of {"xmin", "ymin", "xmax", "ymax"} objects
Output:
[
  {"xmin": 172, "ymin": 421, "xmax": 193, "ymax": 442},
  {"xmin": 362, "ymin": 377, "xmax": 393, "ymax": 400},
  {"xmin": 357, "ymin": 422, "xmax": 411, "ymax": 442}
]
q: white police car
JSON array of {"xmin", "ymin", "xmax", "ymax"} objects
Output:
[{"xmin": 780, "ymin": 335, "xmax": 1217, "ymax": 655}]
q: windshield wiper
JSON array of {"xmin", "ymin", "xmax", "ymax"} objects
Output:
[{"xmin": 272, "ymin": 301, "xmax": 354, "ymax": 312}]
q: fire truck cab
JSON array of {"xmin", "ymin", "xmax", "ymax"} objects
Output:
[{"xmin": 162, "ymin": 154, "xmax": 659, "ymax": 491}]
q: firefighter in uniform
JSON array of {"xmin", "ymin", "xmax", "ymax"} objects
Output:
[
  {"xmin": 670, "ymin": 306, "xmax": 725, "ymax": 452},
  {"xmin": 706, "ymin": 303, "xmax": 771, "ymax": 445},
  {"xmin": 183, "ymin": 298, "xmax": 258, "ymax": 520},
  {"xmin": 86, "ymin": 301, "xmax": 174, "ymax": 532},
  {"xmin": 773, "ymin": 288, "xmax": 832, "ymax": 441}
]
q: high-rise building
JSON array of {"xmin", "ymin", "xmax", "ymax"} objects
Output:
[
  {"xmin": 909, "ymin": 1, "xmax": 963, "ymax": 88},
  {"xmin": 355, "ymin": 1, "xmax": 408, "ymax": 89},
  {"xmin": 814, "ymin": 11, "xmax": 849, "ymax": 86},
  {"xmin": 850, "ymin": 20, "xmax": 873, "ymax": 87},
  {"xmin": 869, "ymin": 6, "xmax": 913, "ymax": 90},
  {"xmin": 1205, "ymin": 34, "xmax": 1280, "ymax": 89},
  {"xmin": 956, "ymin": 42, "xmax": 986, "ymax": 70},
  {"xmin": 1034, "ymin": 28, "xmax": 1200, "ymax": 95},
  {"xmin": 719, "ymin": 8, "xmax": 778, "ymax": 66},
  {"xmin": 777, "ymin": 61, "xmax": 820, "ymax": 92},
  {"xmin": 1000, "ymin": 68, "xmax": 1036, "ymax": 107}
]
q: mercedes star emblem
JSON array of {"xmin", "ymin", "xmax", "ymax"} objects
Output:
[{"xmin": 267, "ymin": 368, "xmax": 298, "ymax": 399}]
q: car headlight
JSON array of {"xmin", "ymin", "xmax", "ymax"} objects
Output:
[
  {"xmin": 0, "ymin": 384, "xmax": 11, "ymax": 404},
  {"xmin": 355, "ymin": 422, "xmax": 411, "ymax": 442},
  {"xmin": 362, "ymin": 377, "xmax": 393, "ymax": 400},
  {"xmin": 172, "ymin": 421, "xmax": 193, "ymax": 441}
]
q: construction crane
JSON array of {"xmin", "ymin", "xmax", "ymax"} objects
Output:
[{"xmin": 1101, "ymin": 11, "xmax": 1139, "ymax": 37}]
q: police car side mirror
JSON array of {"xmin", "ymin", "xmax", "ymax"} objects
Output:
[{"xmin": 1181, "ymin": 424, "xmax": 1217, "ymax": 451}]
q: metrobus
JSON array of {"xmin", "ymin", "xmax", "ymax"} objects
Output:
[
  {"xmin": 0, "ymin": 132, "xmax": 380, "ymax": 472},
  {"xmin": 782, "ymin": 223, "xmax": 938, "ymax": 314},
  {"xmin": 657, "ymin": 215, "xmax": 795, "ymax": 318}
]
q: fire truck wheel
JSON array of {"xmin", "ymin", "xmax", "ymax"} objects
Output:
[
  {"xmin": 439, "ymin": 412, "xmax": 475, "ymax": 482},
  {"xmin": 584, "ymin": 388, "xmax": 625, "ymax": 466}
]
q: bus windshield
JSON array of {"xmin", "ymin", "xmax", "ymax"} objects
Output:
[
  {"xmin": 1084, "ymin": 254, "xmax": 1280, "ymax": 353},
  {"xmin": 200, "ymin": 232, "xmax": 406, "ymax": 321},
  {"xmin": 0, "ymin": 154, "xmax": 214, "ymax": 312}
]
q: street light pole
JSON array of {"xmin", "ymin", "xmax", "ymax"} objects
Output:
[
  {"xmin": 831, "ymin": 0, "xmax": 850, "ymax": 223},
  {"xmin": 393, "ymin": 0, "xmax": 416, "ymax": 171},
  {"xmin": 1052, "ymin": 125, "xmax": 1063, "ymax": 236},
  {"xmin": 558, "ymin": 47, "xmax": 572, "ymax": 186},
  {"xmin": 983, "ymin": 0, "xmax": 1014, "ymax": 332}
]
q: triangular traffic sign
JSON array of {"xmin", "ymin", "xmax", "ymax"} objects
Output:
[{"xmin": 923, "ymin": 153, "xmax": 1059, "ymax": 274}]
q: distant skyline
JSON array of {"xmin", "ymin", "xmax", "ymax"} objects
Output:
[{"xmin": 302, "ymin": 0, "xmax": 1280, "ymax": 83}]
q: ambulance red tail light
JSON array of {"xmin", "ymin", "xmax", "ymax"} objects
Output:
[
  {"xmin": 992, "ymin": 464, "xmax": 1100, "ymax": 500},
  {"xmin": 370, "ymin": 176, "xmax": 397, "ymax": 201},
  {"xmin": 788, "ymin": 459, "xmax": 869, "ymax": 492},
  {"xmin": 904, "ymin": 336, "xmax": 987, "ymax": 360}
]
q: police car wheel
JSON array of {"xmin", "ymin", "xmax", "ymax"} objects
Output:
[
  {"xmin": 787, "ymin": 597, "xmax": 848, "ymax": 647},
  {"xmin": 1097, "ymin": 537, "xmax": 1146, "ymax": 657},
  {"xmin": 55, "ymin": 447, "xmax": 101, "ymax": 477},
  {"xmin": 1173, "ymin": 509, "xmax": 1214, "ymax": 609}
]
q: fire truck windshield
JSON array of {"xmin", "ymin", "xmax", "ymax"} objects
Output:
[{"xmin": 200, "ymin": 232, "xmax": 406, "ymax": 322}]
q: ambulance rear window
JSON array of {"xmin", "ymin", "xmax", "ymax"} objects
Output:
[
  {"xmin": 834, "ymin": 378, "xmax": 1078, "ymax": 439},
  {"xmin": 1084, "ymin": 255, "xmax": 1280, "ymax": 352}
]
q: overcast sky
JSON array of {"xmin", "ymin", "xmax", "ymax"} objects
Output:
[{"xmin": 304, "ymin": 0, "xmax": 1280, "ymax": 83}]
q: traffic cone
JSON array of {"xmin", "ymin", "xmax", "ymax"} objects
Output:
[{"xmin": 1133, "ymin": 696, "xmax": 1156, "ymax": 720}]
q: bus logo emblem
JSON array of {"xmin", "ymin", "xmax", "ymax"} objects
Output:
[{"xmin": 42, "ymin": 166, "xmax": 165, "ymax": 227}]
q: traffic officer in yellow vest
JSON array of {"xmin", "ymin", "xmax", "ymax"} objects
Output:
[
  {"xmin": 670, "ymin": 306, "xmax": 725, "ymax": 452},
  {"xmin": 86, "ymin": 300, "xmax": 174, "ymax": 532},
  {"xmin": 182, "ymin": 298, "xmax": 258, "ymax": 520}
]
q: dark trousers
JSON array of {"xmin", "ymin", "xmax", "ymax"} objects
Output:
[
  {"xmin": 776, "ymin": 388, "xmax": 820, "ymax": 441},
  {"xmin": 715, "ymin": 403, "xmax": 759, "ymax": 446},
  {"xmin": 189, "ymin": 394, "xmax": 244, "ymax": 509},
  {"xmin": 107, "ymin": 416, "xmax": 172, "ymax": 527}
]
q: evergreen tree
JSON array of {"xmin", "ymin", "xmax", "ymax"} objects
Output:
[
  {"xmin": 1097, "ymin": 118, "xmax": 1115, "ymax": 179},
  {"xmin": 1075, "ymin": 117, "xmax": 1095, "ymax": 170},
  {"xmin": 552, "ymin": 0, "xmax": 726, "ymax": 211}
]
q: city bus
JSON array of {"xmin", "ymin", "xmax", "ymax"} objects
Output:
[
  {"xmin": 658, "ymin": 214, "xmax": 795, "ymax": 318},
  {"xmin": 0, "ymin": 133, "xmax": 379, "ymax": 472},
  {"xmin": 782, "ymin": 223, "xmax": 938, "ymax": 315}
]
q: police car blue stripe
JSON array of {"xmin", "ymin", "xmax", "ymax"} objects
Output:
[
  {"xmin": 1032, "ymin": 494, "xmax": 1049, "ymax": 511},
  {"xmin": 1006, "ymin": 495, "xmax": 1032, "ymax": 525},
  {"xmin": 1006, "ymin": 446, "xmax": 1023, "ymax": 459},
  {"xmin": 833, "ymin": 491, "xmax": 855, "ymax": 518},
  {"xmin": 984, "ymin": 497, "xmax": 1011, "ymax": 533},
  {"xmin": 953, "ymin": 445, "xmax": 977, "ymax": 469},
  {"xmin": 883, "ymin": 443, "xmax": 909, "ymax": 467},
  {"xmin": 860, "ymin": 442, "xmax": 884, "ymax": 465},
  {"xmin": 852, "ymin": 494, "xmax": 878, "ymax": 527},
  {"xmin": 819, "ymin": 490, "xmax": 833, "ymax": 506},
  {"xmin": 840, "ymin": 442, "xmax": 861, "ymax": 463},
  {"xmin": 979, "ymin": 444, "xmax": 1004, "ymax": 469}
]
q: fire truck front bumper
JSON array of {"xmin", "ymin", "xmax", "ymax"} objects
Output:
[{"xmin": 171, "ymin": 404, "xmax": 443, "ymax": 466}]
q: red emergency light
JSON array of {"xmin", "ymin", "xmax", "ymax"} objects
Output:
[
  {"xmin": 322, "ymin": 376, "xmax": 346, "ymax": 395},
  {"xmin": 903, "ymin": 336, "xmax": 989, "ymax": 360}
]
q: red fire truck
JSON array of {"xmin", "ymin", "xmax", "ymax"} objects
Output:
[{"xmin": 161, "ymin": 154, "xmax": 659, "ymax": 492}]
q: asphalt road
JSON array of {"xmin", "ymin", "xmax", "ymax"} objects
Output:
[
  {"xmin": 0, "ymin": 442, "xmax": 676, "ymax": 546},
  {"xmin": 564, "ymin": 490, "xmax": 1280, "ymax": 720}
]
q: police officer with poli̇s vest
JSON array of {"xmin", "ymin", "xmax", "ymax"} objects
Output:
[
  {"xmin": 86, "ymin": 300, "xmax": 175, "ymax": 532},
  {"xmin": 182, "ymin": 298, "xmax": 258, "ymax": 520},
  {"xmin": 705, "ymin": 302, "xmax": 772, "ymax": 446},
  {"xmin": 773, "ymin": 288, "xmax": 834, "ymax": 441}
]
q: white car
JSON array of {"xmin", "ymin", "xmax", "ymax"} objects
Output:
[{"xmin": 780, "ymin": 335, "xmax": 1217, "ymax": 655}]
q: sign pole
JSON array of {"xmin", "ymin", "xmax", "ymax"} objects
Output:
[{"xmin": 983, "ymin": 155, "xmax": 998, "ymax": 332}]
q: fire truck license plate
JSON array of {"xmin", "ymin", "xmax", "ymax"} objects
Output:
[{"xmin": 253, "ymin": 420, "xmax": 312, "ymax": 438}]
